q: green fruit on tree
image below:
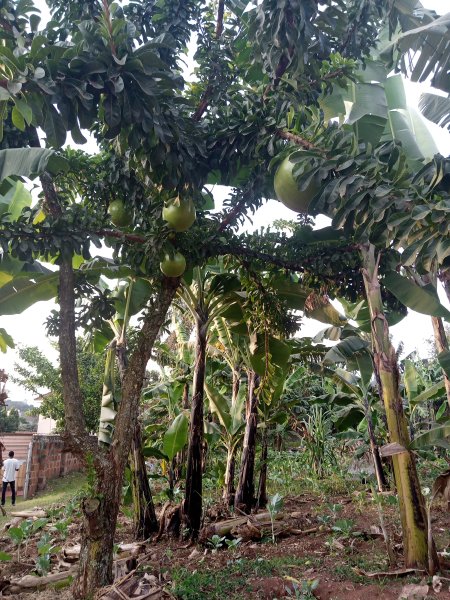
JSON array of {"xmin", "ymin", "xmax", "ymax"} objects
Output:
[
  {"xmin": 162, "ymin": 197, "xmax": 196, "ymax": 232},
  {"xmin": 160, "ymin": 252, "xmax": 186, "ymax": 278},
  {"xmin": 274, "ymin": 155, "xmax": 317, "ymax": 213},
  {"xmin": 108, "ymin": 200, "xmax": 133, "ymax": 227}
]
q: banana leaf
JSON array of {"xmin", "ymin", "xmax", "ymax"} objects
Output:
[{"xmin": 163, "ymin": 412, "xmax": 189, "ymax": 461}]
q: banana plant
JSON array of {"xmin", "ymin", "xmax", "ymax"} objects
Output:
[
  {"xmin": 320, "ymin": 59, "xmax": 440, "ymax": 167},
  {"xmin": 175, "ymin": 264, "xmax": 242, "ymax": 537},
  {"xmin": 380, "ymin": 4, "xmax": 450, "ymax": 95},
  {"xmin": 204, "ymin": 380, "xmax": 246, "ymax": 502},
  {"xmin": 208, "ymin": 317, "xmax": 245, "ymax": 503},
  {"xmin": 403, "ymin": 352, "xmax": 450, "ymax": 451},
  {"xmin": 312, "ymin": 310, "xmax": 391, "ymax": 491},
  {"xmin": 383, "ymin": 267, "xmax": 450, "ymax": 409},
  {"xmin": 142, "ymin": 315, "xmax": 194, "ymax": 493}
]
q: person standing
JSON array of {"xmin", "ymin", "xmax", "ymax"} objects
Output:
[{"xmin": 1, "ymin": 450, "xmax": 20, "ymax": 507}]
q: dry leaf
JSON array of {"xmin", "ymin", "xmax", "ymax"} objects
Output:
[
  {"xmin": 357, "ymin": 568, "xmax": 422, "ymax": 578},
  {"xmin": 397, "ymin": 583, "xmax": 429, "ymax": 600},
  {"xmin": 432, "ymin": 575, "xmax": 442, "ymax": 593}
]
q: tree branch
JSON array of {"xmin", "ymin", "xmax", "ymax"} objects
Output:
[
  {"xmin": 28, "ymin": 128, "xmax": 94, "ymax": 458},
  {"xmin": 275, "ymin": 130, "xmax": 321, "ymax": 152},
  {"xmin": 58, "ymin": 260, "xmax": 97, "ymax": 454},
  {"xmin": 215, "ymin": 0, "xmax": 225, "ymax": 38},
  {"xmin": 112, "ymin": 276, "xmax": 180, "ymax": 469},
  {"xmin": 192, "ymin": 0, "xmax": 225, "ymax": 122}
]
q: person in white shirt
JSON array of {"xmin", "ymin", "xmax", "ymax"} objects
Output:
[{"xmin": 1, "ymin": 450, "xmax": 20, "ymax": 507}]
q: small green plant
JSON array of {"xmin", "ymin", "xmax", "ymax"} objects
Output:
[
  {"xmin": 267, "ymin": 493, "xmax": 284, "ymax": 544},
  {"xmin": 52, "ymin": 517, "xmax": 71, "ymax": 539},
  {"xmin": 327, "ymin": 503, "xmax": 343, "ymax": 517},
  {"xmin": 35, "ymin": 533, "xmax": 60, "ymax": 575},
  {"xmin": 208, "ymin": 534, "xmax": 226, "ymax": 550},
  {"xmin": 284, "ymin": 577, "xmax": 320, "ymax": 599},
  {"xmin": 225, "ymin": 537, "xmax": 242, "ymax": 551},
  {"xmin": 303, "ymin": 407, "xmax": 336, "ymax": 479},
  {"xmin": 331, "ymin": 518, "xmax": 354, "ymax": 538},
  {"xmin": 8, "ymin": 519, "xmax": 34, "ymax": 561},
  {"xmin": 32, "ymin": 518, "xmax": 49, "ymax": 533},
  {"xmin": 0, "ymin": 551, "xmax": 12, "ymax": 562}
]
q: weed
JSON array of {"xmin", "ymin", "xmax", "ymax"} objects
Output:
[{"xmin": 171, "ymin": 556, "xmax": 321, "ymax": 599}]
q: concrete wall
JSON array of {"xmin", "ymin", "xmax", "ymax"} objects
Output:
[
  {"xmin": 0, "ymin": 432, "xmax": 33, "ymax": 496},
  {"xmin": 37, "ymin": 415, "xmax": 57, "ymax": 434},
  {"xmin": 24, "ymin": 434, "xmax": 83, "ymax": 498}
]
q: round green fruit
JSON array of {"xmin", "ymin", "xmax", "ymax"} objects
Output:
[
  {"xmin": 108, "ymin": 200, "xmax": 133, "ymax": 227},
  {"xmin": 160, "ymin": 252, "xmax": 186, "ymax": 278},
  {"xmin": 274, "ymin": 155, "xmax": 317, "ymax": 213},
  {"xmin": 162, "ymin": 197, "xmax": 196, "ymax": 232}
]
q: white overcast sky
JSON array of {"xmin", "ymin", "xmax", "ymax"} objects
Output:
[{"xmin": 1, "ymin": 0, "xmax": 450, "ymax": 403}]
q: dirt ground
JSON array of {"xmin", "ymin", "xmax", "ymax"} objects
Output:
[{"xmin": 1, "ymin": 493, "xmax": 450, "ymax": 599}]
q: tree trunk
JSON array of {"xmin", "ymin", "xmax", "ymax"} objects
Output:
[
  {"xmin": 361, "ymin": 244, "xmax": 438, "ymax": 572},
  {"xmin": 183, "ymin": 315, "xmax": 208, "ymax": 539},
  {"xmin": 73, "ymin": 463, "xmax": 120, "ymax": 598},
  {"xmin": 71, "ymin": 277, "xmax": 179, "ymax": 597},
  {"xmin": 223, "ymin": 369, "xmax": 240, "ymax": 505},
  {"xmin": 37, "ymin": 149, "xmax": 180, "ymax": 597},
  {"xmin": 116, "ymin": 342, "xmax": 158, "ymax": 540},
  {"xmin": 256, "ymin": 425, "xmax": 268, "ymax": 509},
  {"xmin": 431, "ymin": 316, "xmax": 450, "ymax": 409},
  {"xmin": 130, "ymin": 422, "xmax": 158, "ymax": 539},
  {"xmin": 234, "ymin": 370, "xmax": 259, "ymax": 513}
]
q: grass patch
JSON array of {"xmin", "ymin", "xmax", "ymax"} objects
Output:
[
  {"xmin": 0, "ymin": 471, "xmax": 85, "ymax": 529},
  {"xmin": 170, "ymin": 556, "xmax": 321, "ymax": 599}
]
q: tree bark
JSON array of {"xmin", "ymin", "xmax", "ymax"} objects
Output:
[
  {"xmin": 234, "ymin": 370, "xmax": 259, "ymax": 513},
  {"xmin": 431, "ymin": 316, "xmax": 450, "ymax": 409},
  {"xmin": 116, "ymin": 341, "xmax": 158, "ymax": 540},
  {"xmin": 361, "ymin": 244, "xmax": 438, "ymax": 572},
  {"xmin": 182, "ymin": 314, "xmax": 208, "ymax": 539},
  {"xmin": 130, "ymin": 422, "xmax": 158, "ymax": 539},
  {"xmin": 74, "ymin": 463, "xmax": 119, "ymax": 597},
  {"xmin": 72, "ymin": 277, "xmax": 179, "ymax": 598},
  {"xmin": 256, "ymin": 425, "xmax": 269, "ymax": 509}
]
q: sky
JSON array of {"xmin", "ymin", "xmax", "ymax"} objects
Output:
[{"xmin": 1, "ymin": 0, "xmax": 450, "ymax": 403}]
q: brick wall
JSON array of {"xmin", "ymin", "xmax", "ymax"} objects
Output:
[{"xmin": 24, "ymin": 434, "xmax": 84, "ymax": 499}]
